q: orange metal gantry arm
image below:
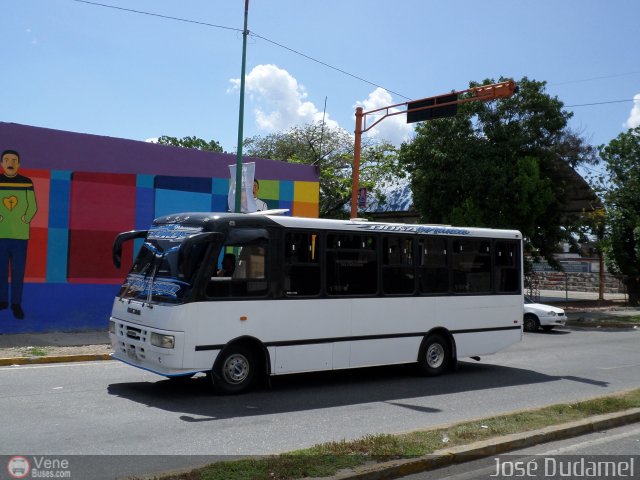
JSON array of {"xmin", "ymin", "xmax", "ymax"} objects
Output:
[{"xmin": 350, "ymin": 80, "xmax": 518, "ymax": 219}]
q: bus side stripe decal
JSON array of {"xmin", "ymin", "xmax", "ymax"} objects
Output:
[{"xmin": 193, "ymin": 326, "xmax": 520, "ymax": 351}]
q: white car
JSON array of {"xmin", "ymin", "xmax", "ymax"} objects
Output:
[{"xmin": 523, "ymin": 296, "xmax": 567, "ymax": 332}]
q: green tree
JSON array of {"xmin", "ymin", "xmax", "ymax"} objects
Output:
[
  {"xmin": 598, "ymin": 126, "xmax": 640, "ymax": 305},
  {"xmin": 157, "ymin": 135, "xmax": 224, "ymax": 153},
  {"xmin": 244, "ymin": 122, "xmax": 403, "ymax": 218},
  {"xmin": 399, "ymin": 76, "xmax": 596, "ymax": 266}
]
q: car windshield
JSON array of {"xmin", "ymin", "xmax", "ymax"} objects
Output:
[
  {"xmin": 524, "ymin": 296, "xmax": 535, "ymax": 304},
  {"xmin": 118, "ymin": 225, "xmax": 208, "ymax": 305}
]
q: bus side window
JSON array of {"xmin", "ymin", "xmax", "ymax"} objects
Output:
[
  {"xmin": 326, "ymin": 233, "xmax": 377, "ymax": 296},
  {"xmin": 452, "ymin": 239, "xmax": 492, "ymax": 293},
  {"xmin": 382, "ymin": 235, "xmax": 414, "ymax": 295},
  {"xmin": 418, "ymin": 237, "xmax": 449, "ymax": 294},
  {"xmin": 495, "ymin": 240, "xmax": 520, "ymax": 293},
  {"xmin": 207, "ymin": 240, "xmax": 268, "ymax": 298},
  {"xmin": 284, "ymin": 231, "xmax": 320, "ymax": 296}
]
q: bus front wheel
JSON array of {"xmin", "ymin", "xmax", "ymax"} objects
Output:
[
  {"xmin": 417, "ymin": 334, "xmax": 451, "ymax": 376},
  {"xmin": 209, "ymin": 345, "xmax": 256, "ymax": 395}
]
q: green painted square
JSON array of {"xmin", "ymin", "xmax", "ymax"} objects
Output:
[{"xmin": 256, "ymin": 179, "xmax": 279, "ymax": 200}]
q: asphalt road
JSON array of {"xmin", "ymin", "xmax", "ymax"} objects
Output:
[
  {"xmin": 400, "ymin": 423, "xmax": 640, "ymax": 479},
  {"xmin": 1, "ymin": 328, "xmax": 639, "ymax": 479}
]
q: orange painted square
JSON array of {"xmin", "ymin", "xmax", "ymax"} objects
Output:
[{"xmin": 292, "ymin": 201, "xmax": 319, "ymax": 218}]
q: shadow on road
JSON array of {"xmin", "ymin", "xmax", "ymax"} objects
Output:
[{"xmin": 107, "ymin": 361, "xmax": 608, "ymax": 423}]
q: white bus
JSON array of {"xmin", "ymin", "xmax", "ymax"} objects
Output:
[{"xmin": 110, "ymin": 213, "xmax": 523, "ymax": 394}]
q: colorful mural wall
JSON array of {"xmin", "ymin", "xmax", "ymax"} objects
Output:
[{"xmin": 0, "ymin": 122, "xmax": 319, "ymax": 333}]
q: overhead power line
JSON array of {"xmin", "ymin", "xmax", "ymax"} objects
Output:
[
  {"xmin": 71, "ymin": 0, "xmax": 242, "ymax": 32},
  {"xmin": 566, "ymin": 99, "xmax": 638, "ymax": 108},
  {"xmin": 70, "ymin": 0, "xmax": 411, "ymax": 100},
  {"xmin": 69, "ymin": 1, "xmax": 640, "ymax": 108}
]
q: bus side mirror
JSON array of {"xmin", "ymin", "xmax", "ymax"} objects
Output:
[{"xmin": 113, "ymin": 230, "xmax": 148, "ymax": 269}]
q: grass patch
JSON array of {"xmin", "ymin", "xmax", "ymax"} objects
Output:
[
  {"xmin": 151, "ymin": 389, "xmax": 640, "ymax": 480},
  {"xmin": 25, "ymin": 346, "xmax": 50, "ymax": 357}
]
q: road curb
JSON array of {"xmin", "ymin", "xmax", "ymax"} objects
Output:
[
  {"xmin": 329, "ymin": 408, "xmax": 640, "ymax": 480},
  {"xmin": 0, "ymin": 353, "xmax": 112, "ymax": 366}
]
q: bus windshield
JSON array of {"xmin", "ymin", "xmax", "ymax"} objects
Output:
[{"xmin": 118, "ymin": 225, "xmax": 210, "ymax": 305}]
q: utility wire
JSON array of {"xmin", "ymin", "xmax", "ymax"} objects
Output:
[
  {"xmin": 566, "ymin": 99, "xmax": 637, "ymax": 108},
  {"xmin": 70, "ymin": 0, "xmax": 411, "ymax": 100},
  {"xmin": 249, "ymin": 32, "xmax": 411, "ymax": 100},
  {"xmin": 550, "ymin": 71, "xmax": 640, "ymax": 87},
  {"xmin": 71, "ymin": 0, "xmax": 242, "ymax": 32},
  {"xmin": 69, "ymin": 0, "xmax": 640, "ymax": 107}
]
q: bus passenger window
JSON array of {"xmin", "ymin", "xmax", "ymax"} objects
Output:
[
  {"xmin": 326, "ymin": 234, "xmax": 377, "ymax": 296},
  {"xmin": 418, "ymin": 237, "xmax": 449, "ymax": 294},
  {"xmin": 284, "ymin": 232, "xmax": 320, "ymax": 296},
  {"xmin": 495, "ymin": 240, "xmax": 520, "ymax": 293},
  {"xmin": 382, "ymin": 236, "xmax": 414, "ymax": 295},
  {"xmin": 452, "ymin": 239, "xmax": 491, "ymax": 293}
]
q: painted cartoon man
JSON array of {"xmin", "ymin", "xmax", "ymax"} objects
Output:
[{"xmin": 0, "ymin": 150, "xmax": 38, "ymax": 319}]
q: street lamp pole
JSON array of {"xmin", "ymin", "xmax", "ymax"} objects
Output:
[{"xmin": 234, "ymin": 0, "xmax": 250, "ymax": 213}]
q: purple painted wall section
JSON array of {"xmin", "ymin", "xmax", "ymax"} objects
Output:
[
  {"xmin": 0, "ymin": 122, "xmax": 319, "ymax": 333},
  {"xmin": 0, "ymin": 122, "xmax": 317, "ymax": 181}
]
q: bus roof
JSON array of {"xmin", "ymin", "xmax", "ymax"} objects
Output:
[{"xmin": 153, "ymin": 212, "xmax": 522, "ymax": 240}]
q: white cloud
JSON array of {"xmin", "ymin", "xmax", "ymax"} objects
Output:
[
  {"xmin": 624, "ymin": 93, "xmax": 640, "ymax": 129},
  {"xmin": 355, "ymin": 88, "xmax": 413, "ymax": 146},
  {"xmin": 229, "ymin": 64, "xmax": 339, "ymax": 132}
]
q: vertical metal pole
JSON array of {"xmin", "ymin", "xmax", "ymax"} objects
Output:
[
  {"xmin": 351, "ymin": 107, "xmax": 364, "ymax": 219},
  {"xmin": 234, "ymin": 0, "xmax": 250, "ymax": 213}
]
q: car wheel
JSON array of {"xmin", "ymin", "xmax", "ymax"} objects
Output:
[
  {"xmin": 523, "ymin": 313, "xmax": 540, "ymax": 332},
  {"xmin": 209, "ymin": 344, "xmax": 255, "ymax": 395},
  {"xmin": 417, "ymin": 334, "xmax": 451, "ymax": 376}
]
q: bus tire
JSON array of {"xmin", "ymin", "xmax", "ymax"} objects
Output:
[
  {"xmin": 210, "ymin": 345, "xmax": 256, "ymax": 395},
  {"xmin": 417, "ymin": 334, "xmax": 450, "ymax": 377}
]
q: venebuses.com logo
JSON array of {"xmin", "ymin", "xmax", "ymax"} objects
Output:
[
  {"xmin": 7, "ymin": 456, "xmax": 30, "ymax": 479},
  {"xmin": 6, "ymin": 455, "xmax": 72, "ymax": 478}
]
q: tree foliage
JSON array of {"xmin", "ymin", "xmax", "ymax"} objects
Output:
[
  {"xmin": 157, "ymin": 135, "xmax": 224, "ymax": 153},
  {"xmin": 244, "ymin": 122, "xmax": 403, "ymax": 218},
  {"xmin": 598, "ymin": 126, "xmax": 640, "ymax": 305},
  {"xmin": 398, "ymin": 76, "xmax": 596, "ymax": 265}
]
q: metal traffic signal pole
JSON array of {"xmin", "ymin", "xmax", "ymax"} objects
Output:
[{"xmin": 350, "ymin": 80, "xmax": 518, "ymax": 219}]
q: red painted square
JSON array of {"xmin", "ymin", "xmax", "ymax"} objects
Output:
[{"xmin": 69, "ymin": 172, "xmax": 136, "ymax": 231}]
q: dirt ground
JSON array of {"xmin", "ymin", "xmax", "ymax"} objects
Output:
[{"xmin": 0, "ymin": 343, "xmax": 111, "ymax": 360}]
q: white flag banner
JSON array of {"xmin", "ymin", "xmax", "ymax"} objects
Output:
[{"xmin": 227, "ymin": 162, "xmax": 257, "ymax": 213}]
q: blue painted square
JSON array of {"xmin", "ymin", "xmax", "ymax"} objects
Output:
[
  {"xmin": 155, "ymin": 189, "xmax": 212, "ymax": 218},
  {"xmin": 155, "ymin": 176, "xmax": 212, "ymax": 194},
  {"xmin": 137, "ymin": 174, "xmax": 155, "ymax": 189},
  {"xmin": 279, "ymin": 181, "xmax": 294, "ymax": 201},
  {"xmin": 135, "ymin": 187, "xmax": 155, "ymax": 229},
  {"xmin": 279, "ymin": 200, "xmax": 293, "ymax": 214},
  {"xmin": 211, "ymin": 194, "xmax": 228, "ymax": 212},
  {"xmin": 46, "ymin": 227, "xmax": 69, "ymax": 283},
  {"xmin": 212, "ymin": 177, "xmax": 230, "ymax": 196},
  {"xmin": 48, "ymin": 178, "xmax": 71, "ymax": 229}
]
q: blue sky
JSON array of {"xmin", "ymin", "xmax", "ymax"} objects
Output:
[{"xmin": 2, "ymin": 0, "xmax": 639, "ymax": 164}]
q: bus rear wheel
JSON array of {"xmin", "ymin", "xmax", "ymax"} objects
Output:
[
  {"xmin": 209, "ymin": 345, "xmax": 256, "ymax": 395},
  {"xmin": 417, "ymin": 334, "xmax": 451, "ymax": 376}
]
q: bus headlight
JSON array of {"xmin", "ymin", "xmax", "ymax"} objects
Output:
[
  {"xmin": 151, "ymin": 332, "xmax": 175, "ymax": 349},
  {"xmin": 109, "ymin": 320, "xmax": 116, "ymax": 334}
]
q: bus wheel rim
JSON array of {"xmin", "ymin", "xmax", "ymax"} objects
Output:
[
  {"xmin": 426, "ymin": 343, "xmax": 444, "ymax": 368},
  {"xmin": 223, "ymin": 354, "xmax": 250, "ymax": 384}
]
